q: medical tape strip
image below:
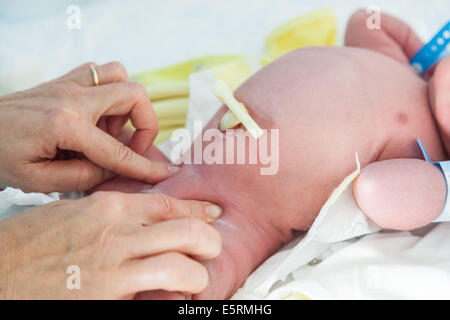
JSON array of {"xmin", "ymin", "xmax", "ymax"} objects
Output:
[
  {"xmin": 417, "ymin": 138, "xmax": 450, "ymax": 222},
  {"xmin": 410, "ymin": 21, "xmax": 450, "ymax": 75}
]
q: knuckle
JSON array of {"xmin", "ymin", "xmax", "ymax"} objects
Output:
[
  {"xmin": 89, "ymin": 191, "xmax": 124, "ymax": 212},
  {"xmin": 114, "ymin": 143, "xmax": 134, "ymax": 164},
  {"xmin": 129, "ymin": 82, "xmax": 148, "ymax": 99},
  {"xmin": 46, "ymin": 107, "xmax": 82, "ymax": 133},
  {"xmin": 106, "ymin": 194, "xmax": 126, "ymax": 213},
  {"xmin": 108, "ymin": 61, "xmax": 128, "ymax": 81},
  {"xmin": 186, "ymin": 202, "xmax": 197, "ymax": 219},
  {"xmin": 154, "ymin": 193, "xmax": 176, "ymax": 220}
]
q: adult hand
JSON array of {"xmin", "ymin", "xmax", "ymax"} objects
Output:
[
  {"xmin": 0, "ymin": 62, "xmax": 175, "ymax": 193},
  {"xmin": 0, "ymin": 192, "xmax": 222, "ymax": 299}
]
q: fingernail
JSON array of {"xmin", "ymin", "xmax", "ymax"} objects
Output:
[
  {"xmin": 205, "ymin": 204, "xmax": 222, "ymax": 222},
  {"xmin": 168, "ymin": 165, "xmax": 180, "ymax": 175}
]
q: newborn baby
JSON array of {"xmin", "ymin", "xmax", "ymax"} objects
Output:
[{"xmin": 95, "ymin": 10, "xmax": 448, "ymax": 299}]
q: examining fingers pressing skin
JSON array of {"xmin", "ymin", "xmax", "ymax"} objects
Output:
[
  {"xmin": 0, "ymin": 192, "xmax": 222, "ymax": 299},
  {"xmin": 122, "ymin": 252, "xmax": 209, "ymax": 296},
  {"xmin": 0, "ymin": 61, "xmax": 174, "ymax": 192},
  {"xmin": 122, "ymin": 218, "xmax": 222, "ymax": 261}
]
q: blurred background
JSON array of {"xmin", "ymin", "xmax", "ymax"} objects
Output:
[{"xmin": 0, "ymin": 0, "xmax": 449, "ymax": 94}]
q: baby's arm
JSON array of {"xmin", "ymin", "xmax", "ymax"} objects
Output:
[
  {"xmin": 353, "ymin": 159, "xmax": 446, "ymax": 230},
  {"xmin": 430, "ymin": 56, "xmax": 450, "ymax": 154},
  {"xmin": 345, "ymin": 9, "xmax": 423, "ymax": 64}
]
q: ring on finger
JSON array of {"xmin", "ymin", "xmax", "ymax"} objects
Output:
[{"xmin": 90, "ymin": 64, "xmax": 100, "ymax": 86}]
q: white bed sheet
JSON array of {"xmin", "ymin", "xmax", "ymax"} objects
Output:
[{"xmin": 237, "ymin": 224, "xmax": 450, "ymax": 299}]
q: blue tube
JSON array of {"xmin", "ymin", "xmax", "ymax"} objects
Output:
[{"xmin": 410, "ymin": 21, "xmax": 450, "ymax": 75}]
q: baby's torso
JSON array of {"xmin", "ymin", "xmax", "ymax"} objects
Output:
[{"xmin": 230, "ymin": 46, "xmax": 446, "ymax": 231}]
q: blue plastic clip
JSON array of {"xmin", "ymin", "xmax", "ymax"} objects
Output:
[
  {"xmin": 410, "ymin": 21, "xmax": 450, "ymax": 75},
  {"xmin": 417, "ymin": 138, "xmax": 450, "ymax": 222}
]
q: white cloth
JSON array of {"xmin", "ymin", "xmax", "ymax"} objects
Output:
[
  {"xmin": 0, "ymin": 187, "xmax": 60, "ymax": 221},
  {"xmin": 251, "ymin": 224, "xmax": 450, "ymax": 300},
  {"xmin": 233, "ymin": 172, "xmax": 450, "ymax": 299},
  {"xmin": 0, "ymin": 188, "xmax": 83, "ymax": 221}
]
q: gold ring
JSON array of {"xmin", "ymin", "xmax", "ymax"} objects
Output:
[{"xmin": 89, "ymin": 64, "xmax": 99, "ymax": 86}]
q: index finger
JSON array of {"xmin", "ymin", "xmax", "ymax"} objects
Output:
[
  {"xmin": 58, "ymin": 119, "xmax": 173, "ymax": 183},
  {"xmin": 87, "ymin": 82, "xmax": 158, "ymax": 155},
  {"xmin": 109, "ymin": 192, "xmax": 223, "ymax": 224}
]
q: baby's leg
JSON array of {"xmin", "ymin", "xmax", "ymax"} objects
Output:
[
  {"xmin": 353, "ymin": 159, "xmax": 446, "ymax": 230},
  {"xmin": 345, "ymin": 9, "xmax": 423, "ymax": 64}
]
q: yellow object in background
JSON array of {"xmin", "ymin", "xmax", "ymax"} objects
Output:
[
  {"xmin": 211, "ymin": 58, "xmax": 255, "ymax": 91},
  {"xmin": 130, "ymin": 55, "xmax": 246, "ymax": 145},
  {"xmin": 129, "ymin": 8, "xmax": 337, "ymax": 145},
  {"xmin": 264, "ymin": 8, "xmax": 337, "ymax": 62},
  {"xmin": 146, "ymin": 82, "xmax": 189, "ymax": 102},
  {"xmin": 282, "ymin": 292, "xmax": 311, "ymax": 300},
  {"xmin": 133, "ymin": 54, "xmax": 246, "ymax": 87}
]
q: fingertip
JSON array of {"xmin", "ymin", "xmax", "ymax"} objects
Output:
[
  {"xmin": 167, "ymin": 165, "xmax": 180, "ymax": 175},
  {"xmin": 138, "ymin": 161, "xmax": 179, "ymax": 184},
  {"xmin": 204, "ymin": 203, "xmax": 223, "ymax": 223}
]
